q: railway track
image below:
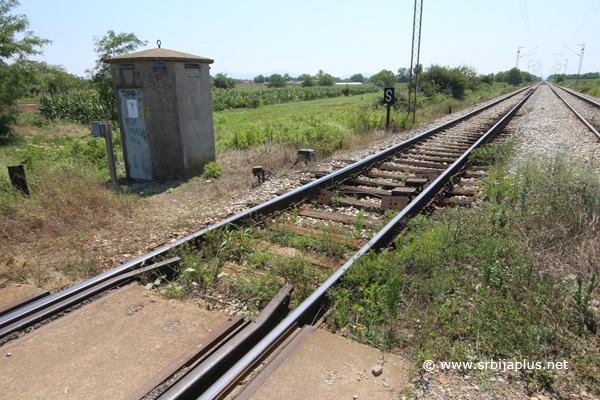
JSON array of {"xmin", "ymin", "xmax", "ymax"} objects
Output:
[
  {"xmin": 549, "ymin": 83, "xmax": 600, "ymax": 139},
  {"xmin": 1, "ymin": 85, "xmax": 538, "ymax": 399}
]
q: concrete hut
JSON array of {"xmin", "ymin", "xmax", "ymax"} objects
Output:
[{"xmin": 105, "ymin": 47, "xmax": 215, "ymax": 182}]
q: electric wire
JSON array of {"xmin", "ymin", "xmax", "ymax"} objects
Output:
[{"xmin": 567, "ymin": 0, "xmax": 599, "ymax": 45}]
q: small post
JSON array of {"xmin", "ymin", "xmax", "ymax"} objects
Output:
[
  {"xmin": 92, "ymin": 121, "xmax": 118, "ymax": 193},
  {"xmin": 448, "ymin": 105, "xmax": 452, "ymax": 114},
  {"xmin": 7, "ymin": 165, "xmax": 29, "ymax": 196},
  {"xmin": 386, "ymin": 103, "xmax": 391, "ymax": 131}
]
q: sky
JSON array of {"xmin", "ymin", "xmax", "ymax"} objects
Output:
[{"xmin": 14, "ymin": 0, "xmax": 600, "ymax": 80}]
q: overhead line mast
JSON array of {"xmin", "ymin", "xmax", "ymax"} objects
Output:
[{"xmin": 407, "ymin": 0, "xmax": 423, "ymax": 125}]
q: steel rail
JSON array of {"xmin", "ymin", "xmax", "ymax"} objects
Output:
[
  {"xmin": 550, "ymin": 83, "xmax": 600, "ymax": 109},
  {"xmin": 0, "ymin": 258, "xmax": 180, "ymax": 340},
  {"xmin": 197, "ymin": 87, "xmax": 538, "ymax": 400},
  {"xmin": 549, "ymin": 85, "xmax": 600, "ymax": 140},
  {"xmin": 0, "ymin": 85, "xmax": 532, "ymax": 331}
]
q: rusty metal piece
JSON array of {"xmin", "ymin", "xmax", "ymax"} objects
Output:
[
  {"xmin": 391, "ymin": 189, "xmax": 414, "ymax": 197},
  {"xmin": 404, "ymin": 178, "xmax": 428, "ymax": 191},
  {"xmin": 415, "ymin": 173, "xmax": 438, "ymax": 183},
  {"xmin": 125, "ymin": 315, "xmax": 246, "ymax": 400},
  {"xmin": 308, "ymin": 187, "xmax": 333, "ymax": 205},
  {"xmin": 380, "ymin": 196, "xmax": 408, "ymax": 211},
  {"xmin": 156, "ymin": 285, "xmax": 294, "ymax": 400}
]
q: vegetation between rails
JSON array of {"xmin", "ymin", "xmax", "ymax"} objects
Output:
[{"xmin": 327, "ymin": 142, "xmax": 600, "ymax": 395}]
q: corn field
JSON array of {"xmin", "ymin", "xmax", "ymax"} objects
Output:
[
  {"xmin": 211, "ymin": 86, "xmax": 380, "ymax": 111},
  {"xmin": 38, "ymin": 92, "xmax": 112, "ymax": 124}
]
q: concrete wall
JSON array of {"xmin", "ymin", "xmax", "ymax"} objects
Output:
[
  {"xmin": 110, "ymin": 60, "xmax": 215, "ymax": 182},
  {"xmin": 174, "ymin": 63, "xmax": 215, "ymax": 176}
]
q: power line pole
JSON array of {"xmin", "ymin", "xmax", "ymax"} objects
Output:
[
  {"xmin": 576, "ymin": 43, "xmax": 585, "ymax": 85},
  {"xmin": 515, "ymin": 46, "xmax": 524, "ymax": 69},
  {"xmin": 407, "ymin": 0, "xmax": 423, "ymax": 125},
  {"xmin": 564, "ymin": 43, "xmax": 585, "ymax": 85}
]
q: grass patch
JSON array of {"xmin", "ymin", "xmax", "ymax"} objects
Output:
[
  {"xmin": 163, "ymin": 227, "xmax": 332, "ymax": 307},
  {"xmin": 330, "ymin": 143, "xmax": 600, "ymax": 394}
]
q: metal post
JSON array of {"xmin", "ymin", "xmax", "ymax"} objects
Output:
[
  {"xmin": 104, "ymin": 124, "xmax": 119, "ymax": 193},
  {"xmin": 7, "ymin": 165, "xmax": 29, "ymax": 196},
  {"xmin": 407, "ymin": 0, "xmax": 423, "ymax": 125},
  {"xmin": 92, "ymin": 121, "xmax": 119, "ymax": 193},
  {"xmin": 576, "ymin": 43, "xmax": 585, "ymax": 86},
  {"xmin": 515, "ymin": 46, "xmax": 523, "ymax": 69},
  {"xmin": 386, "ymin": 103, "xmax": 391, "ymax": 131}
]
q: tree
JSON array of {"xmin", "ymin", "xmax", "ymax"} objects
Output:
[
  {"xmin": 316, "ymin": 69, "xmax": 324, "ymax": 78},
  {"xmin": 268, "ymin": 74, "xmax": 287, "ymax": 88},
  {"xmin": 297, "ymin": 73, "xmax": 314, "ymax": 87},
  {"xmin": 397, "ymin": 68, "xmax": 410, "ymax": 83},
  {"xmin": 254, "ymin": 74, "xmax": 265, "ymax": 84},
  {"xmin": 86, "ymin": 30, "xmax": 147, "ymax": 121},
  {"xmin": 419, "ymin": 64, "xmax": 473, "ymax": 99},
  {"xmin": 213, "ymin": 72, "xmax": 236, "ymax": 89},
  {"xmin": 301, "ymin": 76, "xmax": 315, "ymax": 87},
  {"xmin": 507, "ymin": 68, "xmax": 523, "ymax": 86},
  {"xmin": 317, "ymin": 73, "xmax": 335, "ymax": 86},
  {"xmin": 372, "ymin": 69, "xmax": 397, "ymax": 88},
  {"xmin": 349, "ymin": 73, "xmax": 365, "ymax": 83},
  {"xmin": 21, "ymin": 60, "xmax": 89, "ymax": 96},
  {"xmin": 283, "ymin": 73, "xmax": 291, "ymax": 81},
  {"xmin": 0, "ymin": 0, "xmax": 51, "ymax": 143}
]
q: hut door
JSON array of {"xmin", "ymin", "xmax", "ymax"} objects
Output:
[{"xmin": 119, "ymin": 89, "xmax": 153, "ymax": 180}]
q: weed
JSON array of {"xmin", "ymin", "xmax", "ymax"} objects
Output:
[
  {"xmin": 355, "ymin": 211, "xmax": 364, "ymax": 232},
  {"xmin": 204, "ymin": 161, "xmax": 223, "ymax": 179},
  {"xmin": 290, "ymin": 207, "xmax": 298, "ymax": 223},
  {"xmin": 331, "ymin": 191, "xmax": 341, "ymax": 208},
  {"xmin": 573, "ymin": 273, "xmax": 598, "ymax": 333}
]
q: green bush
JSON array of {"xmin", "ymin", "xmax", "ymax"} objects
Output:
[{"xmin": 203, "ymin": 161, "xmax": 222, "ymax": 179}]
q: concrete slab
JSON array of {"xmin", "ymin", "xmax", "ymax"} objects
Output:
[
  {"xmin": 249, "ymin": 328, "xmax": 409, "ymax": 400},
  {"xmin": 0, "ymin": 284, "xmax": 228, "ymax": 400},
  {"xmin": 0, "ymin": 280, "xmax": 42, "ymax": 309}
]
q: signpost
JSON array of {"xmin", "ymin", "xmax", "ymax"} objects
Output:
[
  {"xmin": 383, "ymin": 87, "xmax": 395, "ymax": 131},
  {"xmin": 92, "ymin": 121, "xmax": 119, "ymax": 193}
]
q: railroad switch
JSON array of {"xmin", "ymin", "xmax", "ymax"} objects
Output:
[
  {"xmin": 252, "ymin": 166, "xmax": 273, "ymax": 184},
  {"xmin": 292, "ymin": 149, "xmax": 316, "ymax": 167}
]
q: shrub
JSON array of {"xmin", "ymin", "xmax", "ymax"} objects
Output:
[{"xmin": 203, "ymin": 161, "xmax": 222, "ymax": 179}]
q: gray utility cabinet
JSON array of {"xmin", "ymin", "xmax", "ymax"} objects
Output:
[{"xmin": 105, "ymin": 48, "xmax": 215, "ymax": 183}]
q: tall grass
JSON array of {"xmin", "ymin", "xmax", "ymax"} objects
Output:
[
  {"xmin": 0, "ymin": 134, "xmax": 134, "ymax": 248},
  {"xmin": 218, "ymin": 106, "xmax": 410, "ymax": 156},
  {"xmin": 332, "ymin": 145, "xmax": 600, "ymax": 392}
]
